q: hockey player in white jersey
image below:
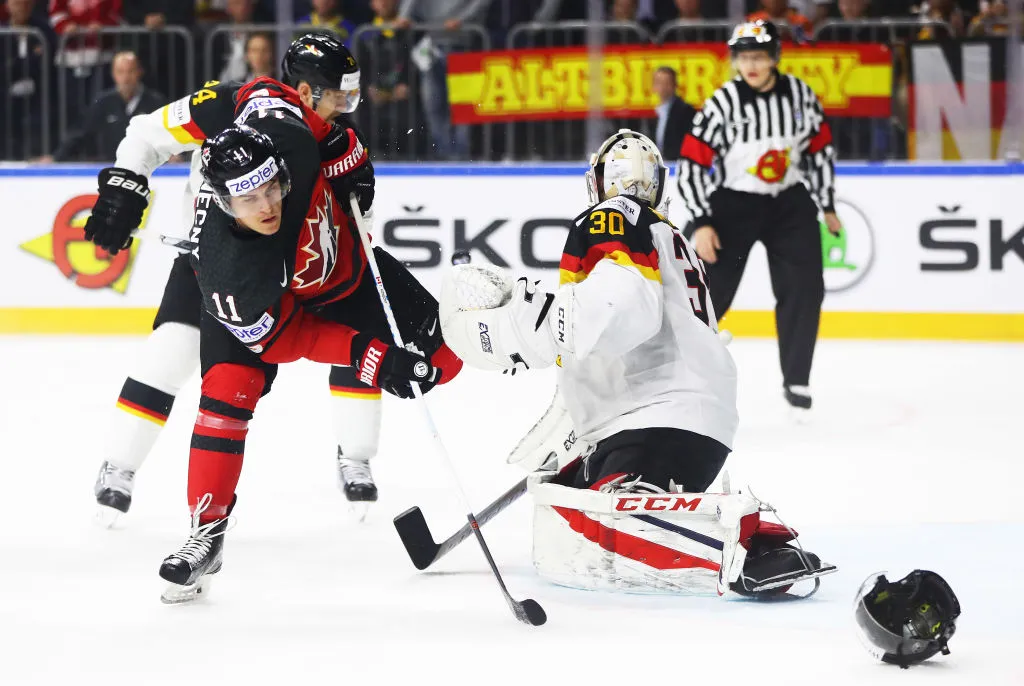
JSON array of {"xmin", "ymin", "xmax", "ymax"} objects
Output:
[{"xmin": 440, "ymin": 129, "xmax": 835, "ymax": 597}]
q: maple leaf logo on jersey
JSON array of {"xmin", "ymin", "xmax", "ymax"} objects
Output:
[
  {"xmin": 747, "ymin": 148, "xmax": 791, "ymax": 183},
  {"xmin": 293, "ymin": 189, "xmax": 338, "ymax": 290}
]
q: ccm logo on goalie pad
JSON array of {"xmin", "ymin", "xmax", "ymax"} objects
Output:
[
  {"xmin": 478, "ymin": 322, "xmax": 493, "ymax": 353},
  {"xmin": 615, "ymin": 496, "xmax": 702, "ymax": 512},
  {"xmin": 220, "ymin": 312, "xmax": 275, "ymax": 345}
]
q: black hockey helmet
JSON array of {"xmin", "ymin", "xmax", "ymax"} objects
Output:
[
  {"xmin": 853, "ymin": 570, "xmax": 961, "ymax": 669},
  {"xmin": 728, "ymin": 20, "xmax": 781, "ymax": 62},
  {"xmin": 281, "ymin": 31, "xmax": 361, "ymax": 113},
  {"xmin": 200, "ymin": 124, "xmax": 292, "ymax": 219}
]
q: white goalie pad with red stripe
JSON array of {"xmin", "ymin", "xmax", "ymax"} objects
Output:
[{"xmin": 528, "ymin": 473, "xmax": 761, "ymax": 595}]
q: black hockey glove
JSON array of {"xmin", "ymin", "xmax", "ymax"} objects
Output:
[
  {"xmin": 84, "ymin": 167, "xmax": 151, "ymax": 255},
  {"xmin": 350, "ymin": 332, "xmax": 440, "ymax": 399},
  {"xmin": 320, "ymin": 123, "xmax": 375, "ymax": 214}
]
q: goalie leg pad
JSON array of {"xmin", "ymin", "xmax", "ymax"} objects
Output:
[{"xmin": 528, "ymin": 474, "xmax": 760, "ymax": 595}]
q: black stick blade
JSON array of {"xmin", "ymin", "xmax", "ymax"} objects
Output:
[
  {"xmin": 393, "ymin": 507, "xmax": 440, "ymax": 570},
  {"xmin": 514, "ymin": 599, "xmax": 547, "ymax": 626}
]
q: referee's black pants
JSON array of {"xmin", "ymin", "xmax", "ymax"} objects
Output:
[{"xmin": 698, "ymin": 185, "xmax": 824, "ymax": 388}]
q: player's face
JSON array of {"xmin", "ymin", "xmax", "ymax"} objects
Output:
[
  {"xmin": 734, "ymin": 51, "xmax": 776, "ymax": 91},
  {"xmin": 230, "ymin": 180, "xmax": 284, "ymax": 235},
  {"xmin": 315, "ymin": 87, "xmax": 361, "ymax": 121}
]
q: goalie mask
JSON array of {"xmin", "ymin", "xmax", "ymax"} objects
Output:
[
  {"xmin": 853, "ymin": 570, "xmax": 960, "ymax": 669},
  {"xmin": 586, "ymin": 129, "xmax": 666, "ymax": 209}
]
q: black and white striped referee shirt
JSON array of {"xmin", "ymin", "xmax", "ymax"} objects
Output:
[{"xmin": 676, "ymin": 72, "xmax": 836, "ymax": 226}]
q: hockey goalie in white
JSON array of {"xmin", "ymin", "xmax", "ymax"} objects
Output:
[{"xmin": 441, "ymin": 130, "xmax": 836, "ymax": 598}]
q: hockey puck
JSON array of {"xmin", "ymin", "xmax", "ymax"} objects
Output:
[{"xmin": 451, "ymin": 250, "xmax": 471, "ymax": 265}]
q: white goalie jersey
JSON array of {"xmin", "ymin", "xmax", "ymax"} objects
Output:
[
  {"xmin": 441, "ymin": 193, "xmax": 738, "ymax": 451},
  {"xmin": 555, "ymin": 194, "xmax": 738, "ymax": 449}
]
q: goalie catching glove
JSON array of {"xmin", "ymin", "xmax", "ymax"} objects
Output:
[{"xmin": 440, "ymin": 264, "xmax": 577, "ymax": 373}]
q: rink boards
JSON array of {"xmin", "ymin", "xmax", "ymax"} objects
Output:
[{"xmin": 0, "ymin": 163, "xmax": 1022, "ymax": 340}]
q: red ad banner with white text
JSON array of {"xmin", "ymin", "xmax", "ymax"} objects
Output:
[{"xmin": 446, "ymin": 43, "xmax": 893, "ymax": 124}]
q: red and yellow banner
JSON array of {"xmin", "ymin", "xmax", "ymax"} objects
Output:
[{"xmin": 447, "ymin": 43, "xmax": 892, "ymax": 124}]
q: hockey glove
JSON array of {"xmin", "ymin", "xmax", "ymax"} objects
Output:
[
  {"xmin": 84, "ymin": 167, "xmax": 150, "ymax": 255},
  {"xmin": 320, "ymin": 123, "xmax": 375, "ymax": 213},
  {"xmin": 350, "ymin": 332, "xmax": 440, "ymax": 399}
]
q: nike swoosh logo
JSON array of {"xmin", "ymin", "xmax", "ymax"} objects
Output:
[
  {"xmin": 280, "ymin": 261, "xmax": 289, "ymax": 287},
  {"xmin": 426, "ymin": 318, "xmax": 437, "ymax": 336}
]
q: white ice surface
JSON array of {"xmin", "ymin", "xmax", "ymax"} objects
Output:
[{"xmin": 1, "ymin": 337, "xmax": 1022, "ymax": 685}]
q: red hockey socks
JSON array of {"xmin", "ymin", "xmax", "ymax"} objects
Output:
[{"xmin": 188, "ymin": 363, "xmax": 265, "ymax": 523}]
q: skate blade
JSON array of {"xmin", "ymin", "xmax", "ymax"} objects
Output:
[
  {"xmin": 94, "ymin": 505, "xmax": 123, "ymax": 529},
  {"xmin": 749, "ymin": 561, "xmax": 838, "ymax": 593},
  {"xmin": 160, "ymin": 576, "xmax": 212, "ymax": 605},
  {"xmin": 348, "ymin": 501, "xmax": 372, "ymax": 523},
  {"xmin": 787, "ymin": 406, "xmax": 812, "ymax": 425}
]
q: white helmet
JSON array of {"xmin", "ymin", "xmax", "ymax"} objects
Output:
[{"xmin": 585, "ymin": 129, "xmax": 667, "ymax": 208}]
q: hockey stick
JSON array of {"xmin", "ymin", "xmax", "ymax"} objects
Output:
[
  {"xmin": 394, "ymin": 476, "xmax": 528, "ymax": 570},
  {"xmin": 160, "ymin": 235, "xmax": 196, "ymax": 253},
  {"xmin": 347, "ymin": 195, "xmax": 546, "ymax": 627}
]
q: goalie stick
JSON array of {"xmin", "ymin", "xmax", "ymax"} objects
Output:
[{"xmin": 348, "ymin": 195, "xmax": 546, "ymax": 627}]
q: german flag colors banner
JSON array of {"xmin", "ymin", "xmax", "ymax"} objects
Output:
[
  {"xmin": 447, "ymin": 43, "xmax": 892, "ymax": 124},
  {"xmin": 906, "ymin": 38, "xmax": 1016, "ymax": 160}
]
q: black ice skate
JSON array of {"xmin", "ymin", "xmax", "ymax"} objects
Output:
[
  {"xmin": 784, "ymin": 385, "xmax": 812, "ymax": 412},
  {"xmin": 731, "ymin": 543, "xmax": 837, "ymax": 598},
  {"xmin": 337, "ymin": 449, "xmax": 377, "ymax": 522},
  {"xmin": 93, "ymin": 461, "xmax": 135, "ymax": 528},
  {"xmin": 159, "ymin": 494, "xmax": 234, "ymax": 604}
]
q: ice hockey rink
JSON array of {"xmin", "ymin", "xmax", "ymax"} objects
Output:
[{"xmin": 2, "ymin": 334, "xmax": 1021, "ymax": 685}]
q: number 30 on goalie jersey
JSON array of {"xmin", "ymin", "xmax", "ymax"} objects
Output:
[{"xmin": 560, "ymin": 195, "xmax": 716, "ymax": 331}]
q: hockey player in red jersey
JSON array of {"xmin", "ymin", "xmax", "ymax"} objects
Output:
[
  {"xmin": 84, "ymin": 34, "xmax": 386, "ymax": 526},
  {"xmin": 157, "ymin": 122, "xmax": 462, "ymax": 603},
  {"xmin": 440, "ymin": 129, "xmax": 834, "ymax": 599}
]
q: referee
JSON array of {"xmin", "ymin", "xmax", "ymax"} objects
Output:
[{"xmin": 677, "ymin": 20, "xmax": 842, "ymax": 411}]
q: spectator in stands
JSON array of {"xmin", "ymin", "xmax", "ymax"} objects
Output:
[
  {"xmin": 395, "ymin": 0, "xmax": 491, "ymax": 160},
  {"xmin": 611, "ymin": 0, "xmax": 638, "ymax": 21},
  {"xmin": 673, "ymin": 0, "xmax": 703, "ymax": 19},
  {"xmin": 747, "ymin": 0, "xmax": 814, "ymax": 40},
  {"xmin": 2, "ymin": 0, "xmax": 57, "ymax": 160},
  {"xmin": 916, "ymin": 0, "xmax": 966, "ymax": 38},
  {"xmin": 298, "ymin": 0, "xmax": 358, "ymax": 46},
  {"xmin": 837, "ymin": 0, "xmax": 871, "ymax": 18},
  {"xmin": 49, "ymin": 0, "xmax": 121, "ymax": 104},
  {"xmin": 363, "ymin": 0, "xmax": 419, "ymax": 159},
  {"xmin": 244, "ymin": 32, "xmax": 275, "ymax": 79},
  {"xmin": 122, "ymin": 1, "xmax": 196, "ymax": 28},
  {"xmin": 214, "ymin": 0, "xmax": 264, "ymax": 82},
  {"xmin": 969, "ymin": 0, "xmax": 1018, "ymax": 35},
  {"xmin": 651, "ymin": 66, "xmax": 695, "ymax": 161},
  {"xmin": 45, "ymin": 51, "xmax": 164, "ymax": 162}
]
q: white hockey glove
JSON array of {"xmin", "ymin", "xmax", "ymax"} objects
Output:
[{"xmin": 440, "ymin": 265, "xmax": 575, "ymax": 373}]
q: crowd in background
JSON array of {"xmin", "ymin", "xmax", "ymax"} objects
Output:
[{"xmin": 1, "ymin": 0, "xmax": 1019, "ymax": 163}]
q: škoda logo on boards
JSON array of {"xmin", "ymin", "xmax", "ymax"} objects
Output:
[{"xmin": 822, "ymin": 198, "xmax": 875, "ymax": 293}]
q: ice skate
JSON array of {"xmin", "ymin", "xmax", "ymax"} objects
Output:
[
  {"xmin": 337, "ymin": 449, "xmax": 377, "ymax": 522},
  {"xmin": 784, "ymin": 385, "xmax": 812, "ymax": 423},
  {"xmin": 93, "ymin": 461, "xmax": 135, "ymax": 528},
  {"xmin": 159, "ymin": 494, "xmax": 233, "ymax": 604}
]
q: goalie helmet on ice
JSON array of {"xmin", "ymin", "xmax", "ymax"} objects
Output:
[{"xmin": 853, "ymin": 570, "xmax": 960, "ymax": 668}]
